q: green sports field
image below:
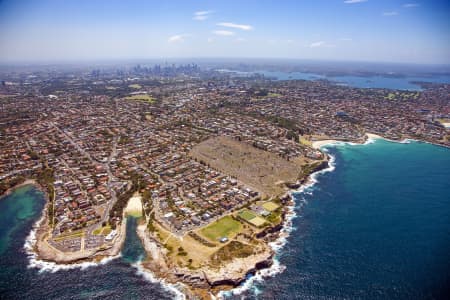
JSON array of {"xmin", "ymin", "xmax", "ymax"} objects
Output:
[
  {"xmin": 262, "ymin": 201, "xmax": 279, "ymax": 212},
  {"xmin": 238, "ymin": 209, "xmax": 267, "ymax": 227},
  {"xmin": 200, "ymin": 215, "xmax": 242, "ymax": 241},
  {"xmin": 238, "ymin": 209, "xmax": 257, "ymax": 221}
]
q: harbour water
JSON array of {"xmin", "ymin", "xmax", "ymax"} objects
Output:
[
  {"xmin": 0, "ymin": 139, "xmax": 449, "ymax": 299},
  {"xmin": 219, "ymin": 69, "xmax": 450, "ymax": 90}
]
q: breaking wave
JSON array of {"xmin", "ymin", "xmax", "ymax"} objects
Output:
[
  {"xmin": 218, "ymin": 152, "xmax": 337, "ymax": 299},
  {"xmin": 24, "ymin": 207, "xmax": 120, "ymax": 273},
  {"xmin": 132, "ymin": 260, "xmax": 186, "ymax": 300}
]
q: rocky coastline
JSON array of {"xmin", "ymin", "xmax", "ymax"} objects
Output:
[
  {"xmin": 2, "ymin": 151, "xmax": 331, "ymax": 299},
  {"xmin": 133, "ymin": 157, "xmax": 331, "ymax": 299}
]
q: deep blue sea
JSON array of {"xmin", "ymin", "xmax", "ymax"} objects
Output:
[{"xmin": 1, "ymin": 139, "xmax": 449, "ymax": 299}]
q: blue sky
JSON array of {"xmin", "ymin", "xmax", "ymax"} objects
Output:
[{"xmin": 0, "ymin": 0, "xmax": 449, "ymax": 64}]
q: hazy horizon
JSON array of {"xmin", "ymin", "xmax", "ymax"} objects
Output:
[{"xmin": 0, "ymin": 0, "xmax": 449, "ymax": 65}]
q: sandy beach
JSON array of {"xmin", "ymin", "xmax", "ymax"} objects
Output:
[
  {"xmin": 366, "ymin": 133, "xmax": 383, "ymax": 140},
  {"xmin": 311, "ymin": 139, "xmax": 340, "ymax": 149},
  {"xmin": 312, "ymin": 133, "xmax": 384, "ymax": 149},
  {"xmin": 125, "ymin": 193, "xmax": 143, "ymax": 217}
]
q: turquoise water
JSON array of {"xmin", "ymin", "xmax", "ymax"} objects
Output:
[
  {"xmin": 1, "ymin": 139, "xmax": 449, "ymax": 299},
  {"xmin": 0, "ymin": 185, "xmax": 43, "ymax": 255},
  {"xmin": 256, "ymin": 70, "xmax": 450, "ymax": 90},
  {"xmin": 250, "ymin": 139, "xmax": 450, "ymax": 299},
  {"xmin": 0, "ymin": 188, "xmax": 169, "ymax": 300}
]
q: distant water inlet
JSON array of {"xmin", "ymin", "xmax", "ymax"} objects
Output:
[{"xmin": 218, "ymin": 69, "xmax": 450, "ymax": 90}]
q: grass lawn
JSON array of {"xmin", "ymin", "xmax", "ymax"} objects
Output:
[
  {"xmin": 249, "ymin": 216, "xmax": 266, "ymax": 227},
  {"xmin": 53, "ymin": 230, "xmax": 84, "ymax": 241},
  {"xmin": 210, "ymin": 241, "xmax": 254, "ymax": 266},
  {"xmin": 124, "ymin": 94, "xmax": 155, "ymax": 103},
  {"xmin": 299, "ymin": 136, "xmax": 312, "ymax": 146},
  {"xmin": 238, "ymin": 209, "xmax": 257, "ymax": 221},
  {"xmin": 93, "ymin": 225, "xmax": 112, "ymax": 235},
  {"xmin": 268, "ymin": 92, "xmax": 282, "ymax": 97},
  {"xmin": 262, "ymin": 201, "xmax": 279, "ymax": 212},
  {"xmin": 200, "ymin": 215, "xmax": 242, "ymax": 241},
  {"xmin": 238, "ymin": 209, "xmax": 267, "ymax": 227},
  {"xmin": 265, "ymin": 210, "xmax": 282, "ymax": 224},
  {"xmin": 127, "ymin": 211, "xmax": 142, "ymax": 217}
]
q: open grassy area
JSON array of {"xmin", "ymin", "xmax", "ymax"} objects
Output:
[
  {"xmin": 249, "ymin": 216, "xmax": 266, "ymax": 227},
  {"xmin": 384, "ymin": 91, "xmax": 420, "ymax": 101},
  {"xmin": 238, "ymin": 209, "xmax": 257, "ymax": 221},
  {"xmin": 268, "ymin": 92, "xmax": 282, "ymax": 97},
  {"xmin": 200, "ymin": 215, "xmax": 242, "ymax": 241},
  {"xmin": 93, "ymin": 225, "xmax": 112, "ymax": 235},
  {"xmin": 437, "ymin": 118, "xmax": 450, "ymax": 126},
  {"xmin": 126, "ymin": 210, "xmax": 142, "ymax": 217},
  {"xmin": 238, "ymin": 209, "xmax": 267, "ymax": 227},
  {"xmin": 123, "ymin": 94, "xmax": 155, "ymax": 103},
  {"xmin": 128, "ymin": 84, "xmax": 142, "ymax": 89},
  {"xmin": 190, "ymin": 136, "xmax": 303, "ymax": 196},
  {"xmin": 299, "ymin": 136, "xmax": 312, "ymax": 146},
  {"xmin": 210, "ymin": 241, "xmax": 254, "ymax": 266},
  {"xmin": 262, "ymin": 201, "xmax": 279, "ymax": 212},
  {"xmin": 53, "ymin": 230, "xmax": 84, "ymax": 241},
  {"xmin": 151, "ymin": 222, "xmax": 218, "ymax": 268},
  {"xmin": 265, "ymin": 209, "xmax": 282, "ymax": 224}
]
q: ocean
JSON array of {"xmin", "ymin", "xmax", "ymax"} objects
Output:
[{"xmin": 0, "ymin": 139, "xmax": 449, "ymax": 299}]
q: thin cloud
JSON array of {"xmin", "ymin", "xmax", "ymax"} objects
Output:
[
  {"xmin": 213, "ymin": 30, "xmax": 235, "ymax": 36},
  {"xmin": 403, "ymin": 3, "xmax": 419, "ymax": 8},
  {"xmin": 217, "ymin": 22, "xmax": 253, "ymax": 31},
  {"xmin": 310, "ymin": 41, "xmax": 335, "ymax": 48},
  {"xmin": 168, "ymin": 34, "xmax": 189, "ymax": 43},
  {"xmin": 382, "ymin": 11, "xmax": 399, "ymax": 16},
  {"xmin": 344, "ymin": 0, "xmax": 368, "ymax": 4},
  {"xmin": 310, "ymin": 41, "xmax": 325, "ymax": 48},
  {"xmin": 193, "ymin": 10, "xmax": 213, "ymax": 21}
]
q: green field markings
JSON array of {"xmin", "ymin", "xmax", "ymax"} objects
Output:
[
  {"xmin": 238, "ymin": 209, "xmax": 257, "ymax": 221},
  {"xmin": 238, "ymin": 209, "xmax": 267, "ymax": 227},
  {"xmin": 200, "ymin": 215, "xmax": 242, "ymax": 241}
]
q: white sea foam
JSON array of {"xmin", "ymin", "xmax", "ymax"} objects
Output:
[
  {"xmin": 24, "ymin": 208, "xmax": 120, "ymax": 273},
  {"xmin": 132, "ymin": 260, "xmax": 186, "ymax": 300},
  {"xmin": 218, "ymin": 152, "xmax": 338, "ymax": 299}
]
